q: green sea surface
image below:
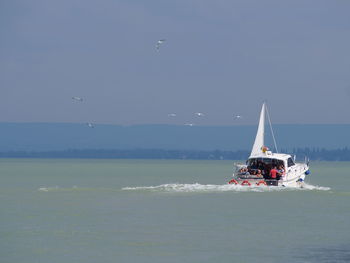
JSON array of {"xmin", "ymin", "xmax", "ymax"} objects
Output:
[{"xmin": 1, "ymin": 159, "xmax": 349, "ymax": 263}]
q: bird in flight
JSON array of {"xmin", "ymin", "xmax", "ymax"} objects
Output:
[
  {"xmin": 233, "ymin": 115, "xmax": 243, "ymax": 119},
  {"xmin": 168, "ymin": 113, "xmax": 177, "ymax": 117},
  {"xmin": 156, "ymin": 39, "xmax": 166, "ymax": 51},
  {"xmin": 86, "ymin": 123, "xmax": 94, "ymax": 128},
  {"xmin": 72, "ymin": 96, "xmax": 83, "ymax": 102},
  {"xmin": 184, "ymin": 123, "xmax": 195, "ymax": 126},
  {"xmin": 194, "ymin": 112, "xmax": 205, "ymax": 117}
]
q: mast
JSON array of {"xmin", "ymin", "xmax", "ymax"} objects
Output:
[{"xmin": 250, "ymin": 103, "xmax": 265, "ymax": 157}]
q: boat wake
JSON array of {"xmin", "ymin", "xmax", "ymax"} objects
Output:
[
  {"xmin": 38, "ymin": 186, "xmax": 70, "ymax": 192},
  {"xmin": 122, "ymin": 183, "xmax": 330, "ymax": 193},
  {"xmin": 37, "ymin": 186, "xmax": 103, "ymax": 192},
  {"xmin": 37, "ymin": 183, "xmax": 330, "ymax": 193}
]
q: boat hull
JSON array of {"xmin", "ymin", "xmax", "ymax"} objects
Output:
[{"xmin": 229, "ymin": 178, "xmax": 305, "ymax": 187}]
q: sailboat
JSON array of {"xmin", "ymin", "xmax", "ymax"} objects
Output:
[{"xmin": 229, "ymin": 103, "xmax": 310, "ymax": 187}]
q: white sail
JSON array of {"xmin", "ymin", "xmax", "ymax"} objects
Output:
[{"xmin": 250, "ymin": 103, "xmax": 265, "ymax": 157}]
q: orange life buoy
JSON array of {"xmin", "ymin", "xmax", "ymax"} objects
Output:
[
  {"xmin": 228, "ymin": 179, "xmax": 238, "ymax": 185},
  {"xmin": 241, "ymin": 180, "xmax": 251, "ymax": 186},
  {"xmin": 256, "ymin": 180, "xmax": 267, "ymax": 186}
]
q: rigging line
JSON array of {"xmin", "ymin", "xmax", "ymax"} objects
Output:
[{"xmin": 265, "ymin": 104, "xmax": 278, "ymax": 153}]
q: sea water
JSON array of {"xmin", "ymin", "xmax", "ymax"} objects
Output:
[{"xmin": 1, "ymin": 159, "xmax": 349, "ymax": 263}]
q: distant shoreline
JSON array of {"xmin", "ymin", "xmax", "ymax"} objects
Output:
[
  {"xmin": 1, "ymin": 123, "xmax": 350, "ymax": 153},
  {"xmin": 1, "ymin": 148, "xmax": 349, "ymax": 161}
]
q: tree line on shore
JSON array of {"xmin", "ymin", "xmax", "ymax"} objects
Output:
[{"xmin": 1, "ymin": 147, "xmax": 350, "ymax": 161}]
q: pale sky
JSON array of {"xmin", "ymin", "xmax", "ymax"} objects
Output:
[{"xmin": 1, "ymin": 0, "xmax": 350, "ymax": 125}]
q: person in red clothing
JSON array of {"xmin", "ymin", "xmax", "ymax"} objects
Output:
[{"xmin": 270, "ymin": 166, "xmax": 278, "ymax": 179}]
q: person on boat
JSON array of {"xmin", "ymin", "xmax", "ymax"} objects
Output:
[
  {"xmin": 277, "ymin": 165, "xmax": 285, "ymax": 180},
  {"xmin": 256, "ymin": 169, "xmax": 263, "ymax": 178},
  {"xmin": 239, "ymin": 167, "xmax": 249, "ymax": 175},
  {"xmin": 257, "ymin": 160, "xmax": 264, "ymax": 170},
  {"xmin": 270, "ymin": 166, "xmax": 278, "ymax": 179},
  {"xmin": 264, "ymin": 164, "xmax": 272, "ymax": 179}
]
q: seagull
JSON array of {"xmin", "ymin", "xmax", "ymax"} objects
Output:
[
  {"xmin": 194, "ymin": 112, "xmax": 205, "ymax": 117},
  {"xmin": 156, "ymin": 39, "xmax": 166, "ymax": 51},
  {"xmin": 72, "ymin": 96, "xmax": 83, "ymax": 102},
  {"xmin": 184, "ymin": 123, "xmax": 195, "ymax": 126},
  {"xmin": 168, "ymin": 113, "xmax": 177, "ymax": 117},
  {"xmin": 86, "ymin": 122, "xmax": 94, "ymax": 128},
  {"xmin": 233, "ymin": 115, "xmax": 243, "ymax": 119}
]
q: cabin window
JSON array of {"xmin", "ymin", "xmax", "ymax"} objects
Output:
[
  {"xmin": 248, "ymin": 158, "xmax": 283, "ymax": 169},
  {"xmin": 287, "ymin": 157, "xmax": 295, "ymax": 167}
]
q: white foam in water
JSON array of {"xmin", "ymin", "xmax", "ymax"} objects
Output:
[
  {"xmin": 301, "ymin": 183, "xmax": 331, "ymax": 191},
  {"xmin": 122, "ymin": 183, "xmax": 330, "ymax": 193},
  {"xmin": 37, "ymin": 184, "xmax": 330, "ymax": 193},
  {"xmin": 38, "ymin": 186, "xmax": 59, "ymax": 192},
  {"xmin": 38, "ymin": 186, "xmax": 83, "ymax": 192}
]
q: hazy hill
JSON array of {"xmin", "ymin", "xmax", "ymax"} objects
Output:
[{"xmin": 0, "ymin": 123, "xmax": 349, "ymax": 151}]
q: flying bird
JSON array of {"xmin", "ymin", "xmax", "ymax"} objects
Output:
[
  {"xmin": 194, "ymin": 112, "xmax": 205, "ymax": 117},
  {"xmin": 168, "ymin": 113, "xmax": 177, "ymax": 117},
  {"xmin": 233, "ymin": 115, "xmax": 243, "ymax": 119},
  {"xmin": 156, "ymin": 39, "xmax": 166, "ymax": 50},
  {"xmin": 86, "ymin": 123, "xmax": 94, "ymax": 128},
  {"xmin": 184, "ymin": 123, "xmax": 195, "ymax": 126},
  {"xmin": 72, "ymin": 96, "xmax": 83, "ymax": 102}
]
